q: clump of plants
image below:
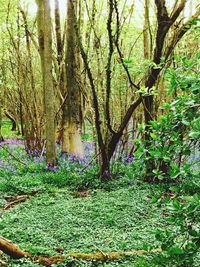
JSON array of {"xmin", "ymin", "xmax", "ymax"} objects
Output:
[
  {"xmin": 154, "ymin": 190, "xmax": 200, "ymax": 267},
  {"xmin": 135, "ymin": 55, "xmax": 200, "ymax": 182}
]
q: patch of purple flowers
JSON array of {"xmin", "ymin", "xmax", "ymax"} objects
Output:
[
  {"xmin": 0, "ymin": 138, "xmax": 24, "ymax": 148},
  {"xmin": 0, "ymin": 158, "xmax": 17, "ymax": 175},
  {"xmin": 124, "ymin": 155, "xmax": 134, "ymax": 164},
  {"xmin": 46, "ymin": 162, "xmax": 59, "ymax": 172},
  {"xmin": 83, "ymin": 141, "xmax": 94, "ymax": 160},
  {"xmin": 25, "ymin": 148, "xmax": 42, "ymax": 157}
]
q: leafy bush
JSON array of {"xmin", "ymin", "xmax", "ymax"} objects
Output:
[
  {"xmin": 135, "ymin": 55, "xmax": 200, "ymax": 181},
  {"xmin": 155, "ymin": 192, "xmax": 200, "ymax": 266}
]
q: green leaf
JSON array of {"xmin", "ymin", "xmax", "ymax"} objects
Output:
[
  {"xmin": 168, "ymin": 247, "xmax": 184, "ymax": 255},
  {"xmin": 150, "ymin": 132, "xmax": 157, "ymax": 139},
  {"xmin": 151, "ymin": 196, "xmax": 158, "ymax": 204},
  {"xmin": 182, "ymin": 119, "xmax": 190, "ymax": 126},
  {"xmin": 189, "ymin": 132, "xmax": 200, "ymax": 138},
  {"xmin": 170, "ymin": 186, "xmax": 179, "ymax": 193},
  {"xmin": 189, "ymin": 229, "xmax": 199, "ymax": 237},
  {"xmin": 172, "ymin": 198, "xmax": 180, "ymax": 209}
]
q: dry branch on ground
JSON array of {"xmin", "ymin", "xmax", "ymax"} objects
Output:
[{"xmin": 0, "ymin": 236, "xmax": 162, "ymax": 266}]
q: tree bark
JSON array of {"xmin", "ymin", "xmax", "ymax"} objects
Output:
[
  {"xmin": 143, "ymin": 0, "xmax": 151, "ymax": 60},
  {"xmin": 0, "ymin": 237, "xmax": 30, "ymax": 259}
]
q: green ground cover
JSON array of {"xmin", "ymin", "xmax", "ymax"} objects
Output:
[
  {"xmin": 0, "ymin": 122, "xmax": 199, "ymax": 266},
  {"xmin": 0, "ymin": 174, "xmax": 165, "ymax": 266}
]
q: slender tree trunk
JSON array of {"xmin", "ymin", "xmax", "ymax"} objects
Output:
[
  {"xmin": 19, "ymin": 92, "xmax": 24, "ymax": 136},
  {"xmin": 0, "ymin": 100, "xmax": 3, "ymax": 142},
  {"xmin": 143, "ymin": 0, "xmax": 150, "ymax": 60},
  {"xmin": 55, "ymin": 0, "xmax": 65, "ymax": 97},
  {"xmin": 36, "ymin": 0, "xmax": 56, "ymax": 166}
]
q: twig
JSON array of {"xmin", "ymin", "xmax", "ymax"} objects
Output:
[
  {"xmin": 40, "ymin": 140, "xmax": 46, "ymax": 158},
  {"xmin": 79, "ymin": 151, "xmax": 101, "ymax": 174}
]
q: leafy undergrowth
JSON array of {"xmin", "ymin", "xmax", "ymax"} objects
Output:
[
  {"xmin": 0, "ymin": 175, "xmax": 166, "ymax": 266},
  {"xmin": 0, "ymin": 133, "xmax": 199, "ymax": 266}
]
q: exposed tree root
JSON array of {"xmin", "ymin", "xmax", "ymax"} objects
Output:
[
  {"xmin": 71, "ymin": 190, "xmax": 90, "ymax": 198},
  {"xmin": 0, "ymin": 237, "xmax": 30, "ymax": 259},
  {"xmin": 4, "ymin": 195, "xmax": 29, "ymax": 210},
  {"xmin": 0, "ymin": 236, "xmax": 162, "ymax": 266},
  {"xmin": 3, "ymin": 190, "xmax": 39, "ymax": 210},
  {"xmin": 36, "ymin": 249, "xmax": 162, "ymax": 266}
]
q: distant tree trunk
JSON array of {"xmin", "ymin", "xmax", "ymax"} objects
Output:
[
  {"xmin": 36, "ymin": 0, "xmax": 56, "ymax": 166},
  {"xmin": 19, "ymin": 92, "xmax": 24, "ymax": 136},
  {"xmin": 0, "ymin": 101, "xmax": 3, "ymax": 142},
  {"xmin": 17, "ymin": 6, "xmax": 24, "ymax": 137},
  {"xmin": 143, "ymin": 0, "xmax": 151, "ymax": 60},
  {"xmin": 5, "ymin": 111, "xmax": 17, "ymax": 131},
  {"xmin": 54, "ymin": 0, "xmax": 65, "ymax": 97},
  {"xmin": 62, "ymin": 0, "xmax": 84, "ymax": 158},
  {"xmin": 21, "ymin": 7, "xmax": 42, "ymax": 150}
]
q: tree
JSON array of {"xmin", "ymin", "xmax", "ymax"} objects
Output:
[
  {"xmin": 0, "ymin": 96, "xmax": 3, "ymax": 142},
  {"xmin": 143, "ymin": 0, "xmax": 151, "ymax": 60},
  {"xmin": 143, "ymin": 0, "xmax": 200, "ymax": 180},
  {"xmin": 36, "ymin": 0, "xmax": 56, "ymax": 166},
  {"xmin": 61, "ymin": 0, "xmax": 84, "ymax": 158},
  {"xmin": 71, "ymin": 0, "xmax": 142, "ymax": 178}
]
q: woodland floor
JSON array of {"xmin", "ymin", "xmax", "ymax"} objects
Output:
[
  {"xmin": 0, "ymin": 180, "xmax": 164, "ymax": 267},
  {"xmin": 0, "ymin": 121, "xmax": 199, "ymax": 266}
]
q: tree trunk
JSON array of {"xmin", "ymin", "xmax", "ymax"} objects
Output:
[
  {"xmin": 36, "ymin": 0, "xmax": 56, "ymax": 166},
  {"xmin": 19, "ymin": 92, "xmax": 24, "ymax": 136},
  {"xmin": 143, "ymin": 0, "xmax": 151, "ymax": 60},
  {"xmin": 0, "ymin": 101, "xmax": 4, "ymax": 142},
  {"xmin": 62, "ymin": 0, "xmax": 84, "ymax": 158},
  {"xmin": 54, "ymin": 0, "xmax": 65, "ymax": 98}
]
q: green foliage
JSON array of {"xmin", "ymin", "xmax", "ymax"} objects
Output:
[
  {"xmin": 154, "ymin": 192, "xmax": 200, "ymax": 266},
  {"xmin": 0, "ymin": 181, "xmax": 164, "ymax": 267},
  {"xmin": 136, "ymin": 55, "xmax": 200, "ymax": 181}
]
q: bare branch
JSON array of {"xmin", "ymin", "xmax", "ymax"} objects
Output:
[
  {"xmin": 165, "ymin": 5, "xmax": 200, "ymax": 60},
  {"xmin": 170, "ymin": 0, "xmax": 186, "ymax": 23}
]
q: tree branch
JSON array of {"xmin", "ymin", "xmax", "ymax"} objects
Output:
[
  {"xmin": 165, "ymin": 6, "xmax": 200, "ymax": 60},
  {"xmin": 106, "ymin": 0, "xmax": 115, "ymax": 134}
]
